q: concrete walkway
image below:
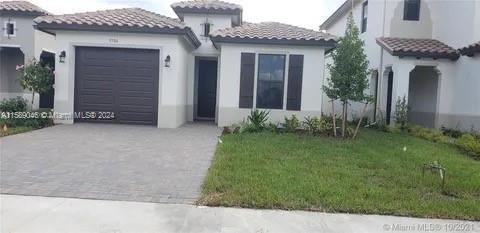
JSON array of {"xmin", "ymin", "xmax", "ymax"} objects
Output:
[
  {"xmin": 1, "ymin": 195, "xmax": 478, "ymax": 233},
  {"xmin": 0, "ymin": 123, "xmax": 219, "ymax": 204}
]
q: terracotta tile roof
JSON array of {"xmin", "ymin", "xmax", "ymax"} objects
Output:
[
  {"xmin": 376, "ymin": 37, "xmax": 459, "ymax": 60},
  {"xmin": 171, "ymin": 0, "xmax": 242, "ymax": 12},
  {"xmin": 459, "ymin": 41, "xmax": 480, "ymax": 56},
  {"xmin": 34, "ymin": 8, "xmax": 201, "ymax": 48},
  {"xmin": 210, "ymin": 22, "xmax": 337, "ymax": 47},
  {"xmin": 0, "ymin": 0, "xmax": 49, "ymax": 16}
]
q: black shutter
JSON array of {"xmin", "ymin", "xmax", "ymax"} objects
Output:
[
  {"xmin": 239, "ymin": 53, "xmax": 255, "ymax": 108},
  {"xmin": 286, "ymin": 55, "xmax": 304, "ymax": 111}
]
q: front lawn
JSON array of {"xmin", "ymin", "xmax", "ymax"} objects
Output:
[{"xmin": 199, "ymin": 129, "xmax": 480, "ymax": 220}]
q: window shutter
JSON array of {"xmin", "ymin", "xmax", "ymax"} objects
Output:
[
  {"xmin": 286, "ymin": 55, "xmax": 304, "ymax": 111},
  {"xmin": 239, "ymin": 53, "xmax": 256, "ymax": 108}
]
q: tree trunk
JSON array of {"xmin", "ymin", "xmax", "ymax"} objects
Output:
[
  {"xmin": 353, "ymin": 102, "xmax": 369, "ymax": 139},
  {"xmin": 341, "ymin": 101, "xmax": 347, "ymax": 138},
  {"xmin": 331, "ymin": 100, "xmax": 337, "ymax": 137}
]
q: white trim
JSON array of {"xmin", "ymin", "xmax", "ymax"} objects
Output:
[{"xmin": 4, "ymin": 21, "xmax": 16, "ymax": 37}]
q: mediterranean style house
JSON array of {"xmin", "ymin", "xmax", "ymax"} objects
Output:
[
  {"xmin": 0, "ymin": 1, "xmax": 55, "ymax": 108},
  {"xmin": 0, "ymin": 0, "xmax": 337, "ymax": 128},
  {"xmin": 321, "ymin": 0, "xmax": 480, "ymax": 131}
]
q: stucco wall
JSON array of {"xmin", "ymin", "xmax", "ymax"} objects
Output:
[
  {"xmin": 216, "ymin": 43, "xmax": 326, "ymax": 127},
  {"xmin": 322, "ymin": 0, "xmax": 480, "ymax": 131},
  {"xmin": 52, "ymin": 30, "xmax": 191, "ymax": 128},
  {"xmin": 182, "ymin": 14, "xmax": 231, "ymax": 56}
]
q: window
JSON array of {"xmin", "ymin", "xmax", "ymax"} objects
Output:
[
  {"xmin": 4, "ymin": 22, "xmax": 15, "ymax": 37},
  {"xmin": 256, "ymin": 54, "xmax": 286, "ymax": 109},
  {"xmin": 203, "ymin": 22, "xmax": 211, "ymax": 36},
  {"xmin": 361, "ymin": 1, "xmax": 368, "ymax": 33},
  {"xmin": 404, "ymin": 0, "xmax": 420, "ymax": 21}
]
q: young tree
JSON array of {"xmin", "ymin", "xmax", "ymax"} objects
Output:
[
  {"xmin": 323, "ymin": 13, "xmax": 371, "ymax": 138},
  {"xmin": 17, "ymin": 59, "xmax": 54, "ymax": 109}
]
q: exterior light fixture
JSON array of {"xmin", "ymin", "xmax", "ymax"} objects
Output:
[
  {"xmin": 164, "ymin": 55, "xmax": 171, "ymax": 67},
  {"xmin": 59, "ymin": 51, "xmax": 66, "ymax": 63}
]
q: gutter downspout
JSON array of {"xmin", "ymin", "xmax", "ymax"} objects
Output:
[{"xmin": 376, "ymin": 0, "xmax": 387, "ymax": 122}]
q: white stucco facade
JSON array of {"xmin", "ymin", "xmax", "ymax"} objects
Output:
[
  {"xmin": 0, "ymin": 14, "xmax": 55, "ymax": 106},
  {"xmin": 216, "ymin": 43, "xmax": 326, "ymax": 127},
  {"xmin": 51, "ymin": 31, "xmax": 192, "ymax": 128},
  {"xmin": 321, "ymin": 0, "xmax": 480, "ymax": 131}
]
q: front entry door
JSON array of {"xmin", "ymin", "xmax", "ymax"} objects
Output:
[{"xmin": 197, "ymin": 59, "xmax": 218, "ymax": 119}]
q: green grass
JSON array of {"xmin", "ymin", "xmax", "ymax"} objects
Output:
[
  {"xmin": 0, "ymin": 126, "xmax": 36, "ymax": 137},
  {"xmin": 200, "ymin": 129, "xmax": 480, "ymax": 220}
]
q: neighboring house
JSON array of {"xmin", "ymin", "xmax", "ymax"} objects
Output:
[
  {"xmin": 320, "ymin": 0, "xmax": 480, "ymax": 131},
  {"xmin": 0, "ymin": 0, "xmax": 55, "ymax": 108},
  {"xmin": 33, "ymin": 0, "xmax": 336, "ymax": 128}
]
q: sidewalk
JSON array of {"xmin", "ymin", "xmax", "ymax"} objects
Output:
[{"xmin": 1, "ymin": 194, "xmax": 478, "ymax": 233}]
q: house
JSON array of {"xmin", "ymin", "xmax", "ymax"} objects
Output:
[
  {"xmin": 30, "ymin": 0, "xmax": 337, "ymax": 128},
  {"xmin": 320, "ymin": 0, "xmax": 480, "ymax": 131},
  {"xmin": 0, "ymin": 0, "xmax": 55, "ymax": 108}
]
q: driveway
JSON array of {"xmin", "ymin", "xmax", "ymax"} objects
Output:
[{"xmin": 0, "ymin": 123, "xmax": 219, "ymax": 204}]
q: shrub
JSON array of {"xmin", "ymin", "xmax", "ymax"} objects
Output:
[
  {"xmin": 455, "ymin": 134, "xmax": 480, "ymax": 159},
  {"xmin": 303, "ymin": 116, "xmax": 333, "ymax": 135},
  {"xmin": 283, "ymin": 115, "xmax": 300, "ymax": 133},
  {"xmin": 441, "ymin": 126, "xmax": 463, "ymax": 138},
  {"xmin": 0, "ymin": 97, "xmax": 27, "ymax": 112},
  {"xmin": 266, "ymin": 122, "xmax": 279, "ymax": 133},
  {"xmin": 244, "ymin": 109, "xmax": 270, "ymax": 133},
  {"xmin": 395, "ymin": 95, "xmax": 409, "ymax": 130},
  {"xmin": 409, "ymin": 125, "xmax": 448, "ymax": 143}
]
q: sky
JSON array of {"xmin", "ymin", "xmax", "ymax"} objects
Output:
[{"xmin": 27, "ymin": 0, "xmax": 345, "ymax": 30}]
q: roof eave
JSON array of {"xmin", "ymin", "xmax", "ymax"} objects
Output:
[
  {"xmin": 35, "ymin": 22, "xmax": 201, "ymax": 49},
  {"xmin": 459, "ymin": 47, "xmax": 480, "ymax": 57},
  {"xmin": 376, "ymin": 39, "xmax": 460, "ymax": 61},
  {"xmin": 210, "ymin": 36, "xmax": 337, "ymax": 49},
  {"xmin": 0, "ymin": 10, "xmax": 46, "ymax": 17},
  {"xmin": 320, "ymin": 0, "xmax": 353, "ymax": 30}
]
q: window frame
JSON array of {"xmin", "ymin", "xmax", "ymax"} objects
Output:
[
  {"xmin": 403, "ymin": 0, "xmax": 421, "ymax": 21},
  {"xmin": 255, "ymin": 53, "xmax": 287, "ymax": 110},
  {"xmin": 361, "ymin": 1, "xmax": 368, "ymax": 33},
  {"xmin": 4, "ymin": 21, "xmax": 16, "ymax": 37},
  {"xmin": 202, "ymin": 22, "xmax": 212, "ymax": 37}
]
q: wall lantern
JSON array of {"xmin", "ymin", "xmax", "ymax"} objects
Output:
[
  {"xmin": 164, "ymin": 55, "xmax": 171, "ymax": 67},
  {"xmin": 59, "ymin": 51, "xmax": 66, "ymax": 63}
]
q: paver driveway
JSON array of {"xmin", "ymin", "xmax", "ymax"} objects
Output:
[{"xmin": 0, "ymin": 123, "xmax": 219, "ymax": 204}]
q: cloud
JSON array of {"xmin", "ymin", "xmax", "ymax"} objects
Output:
[{"xmin": 29, "ymin": 0, "xmax": 345, "ymax": 30}]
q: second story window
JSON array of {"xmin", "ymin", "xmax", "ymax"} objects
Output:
[
  {"xmin": 202, "ymin": 22, "xmax": 211, "ymax": 37},
  {"xmin": 404, "ymin": 0, "xmax": 421, "ymax": 21},
  {"xmin": 361, "ymin": 1, "xmax": 368, "ymax": 33},
  {"xmin": 4, "ymin": 21, "xmax": 16, "ymax": 37}
]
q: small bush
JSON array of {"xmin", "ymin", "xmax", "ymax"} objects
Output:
[
  {"xmin": 409, "ymin": 125, "xmax": 448, "ymax": 143},
  {"xmin": 395, "ymin": 96, "xmax": 409, "ymax": 130},
  {"xmin": 0, "ymin": 97, "xmax": 27, "ymax": 112},
  {"xmin": 283, "ymin": 115, "xmax": 300, "ymax": 133},
  {"xmin": 455, "ymin": 134, "xmax": 480, "ymax": 159},
  {"xmin": 244, "ymin": 109, "xmax": 270, "ymax": 133},
  {"xmin": 266, "ymin": 122, "xmax": 279, "ymax": 133},
  {"xmin": 303, "ymin": 116, "xmax": 333, "ymax": 135},
  {"xmin": 441, "ymin": 127, "xmax": 463, "ymax": 139}
]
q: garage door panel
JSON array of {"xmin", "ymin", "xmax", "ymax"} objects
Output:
[{"xmin": 75, "ymin": 47, "xmax": 159, "ymax": 125}]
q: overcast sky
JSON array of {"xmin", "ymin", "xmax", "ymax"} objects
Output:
[{"xmin": 27, "ymin": 0, "xmax": 345, "ymax": 30}]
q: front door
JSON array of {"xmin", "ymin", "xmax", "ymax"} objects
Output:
[{"xmin": 197, "ymin": 59, "xmax": 218, "ymax": 119}]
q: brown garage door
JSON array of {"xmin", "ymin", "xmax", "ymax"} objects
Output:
[{"xmin": 74, "ymin": 47, "xmax": 159, "ymax": 125}]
